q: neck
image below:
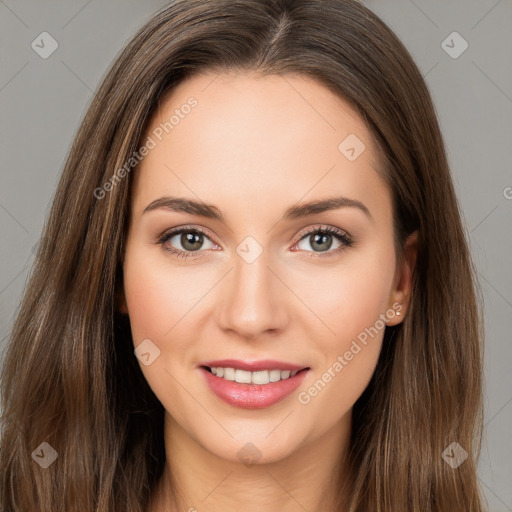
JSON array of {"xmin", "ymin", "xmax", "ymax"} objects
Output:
[{"xmin": 149, "ymin": 411, "xmax": 352, "ymax": 512}]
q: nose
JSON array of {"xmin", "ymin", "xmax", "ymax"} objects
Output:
[{"xmin": 216, "ymin": 248, "xmax": 289, "ymax": 341}]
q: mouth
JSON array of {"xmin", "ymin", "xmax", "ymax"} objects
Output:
[{"xmin": 198, "ymin": 359, "xmax": 311, "ymax": 409}]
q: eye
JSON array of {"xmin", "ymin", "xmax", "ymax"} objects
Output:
[
  {"xmin": 157, "ymin": 226, "xmax": 217, "ymax": 260},
  {"xmin": 292, "ymin": 225, "xmax": 353, "ymax": 258},
  {"xmin": 157, "ymin": 224, "xmax": 353, "ymax": 260}
]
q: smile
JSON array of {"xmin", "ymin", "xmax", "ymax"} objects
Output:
[{"xmin": 199, "ymin": 359, "xmax": 311, "ymax": 409}]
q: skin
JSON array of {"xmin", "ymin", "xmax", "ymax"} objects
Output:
[{"xmin": 119, "ymin": 71, "xmax": 417, "ymax": 512}]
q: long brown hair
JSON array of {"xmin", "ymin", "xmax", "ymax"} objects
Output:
[{"xmin": 0, "ymin": 0, "xmax": 485, "ymax": 510}]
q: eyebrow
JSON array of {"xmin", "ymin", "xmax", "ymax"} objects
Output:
[{"xmin": 143, "ymin": 195, "xmax": 372, "ymax": 222}]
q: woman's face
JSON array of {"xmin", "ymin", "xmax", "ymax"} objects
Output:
[{"xmin": 122, "ymin": 71, "xmax": 412, "ymax": 464}]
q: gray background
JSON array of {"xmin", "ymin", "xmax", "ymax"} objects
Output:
[{"xmin": 1, "ymin": 0, "xmax": 511, "ymax": 509}]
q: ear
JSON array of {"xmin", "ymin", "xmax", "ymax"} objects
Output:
[
  {"xmin": 115, "ymin": 285, "xmax": 129, "ymax": 315},
  {"xmin": 386, "ymin": 230, "xmax": 418, "ymax": 326}
]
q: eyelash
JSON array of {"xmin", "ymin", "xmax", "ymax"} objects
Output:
[{"xmin": 157, "ymin": 224, "xmax": 353, "ymax": 260}]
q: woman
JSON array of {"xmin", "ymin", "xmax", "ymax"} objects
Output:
[{"xmin": 0, "ymin": 0, "xmax": 485, "ymax": 510}]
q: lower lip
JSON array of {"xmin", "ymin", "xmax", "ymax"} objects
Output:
[{"xmin": 200, "ymin": 367, "xmax": 309, "ymax": 409}]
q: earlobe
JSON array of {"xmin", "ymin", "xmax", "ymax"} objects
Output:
[{"xmin": 387, "ymin": 230, "xmax": 418, "ymax": 325}]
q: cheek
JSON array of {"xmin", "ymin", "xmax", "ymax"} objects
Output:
[
  {"xmin": 123, "ymin": 245, "xmax": 208, "ymax": 343},
  {"xmin": 122, "ymin": 243, "xmax": 222, "ymax": 406},
  {"xmin": 294, "ymin": 246, "xmax": 394, "ymax": 416},
  {"xmin": 122, "ymin": 245, "xmax": 206, "ymax": 423},
  {"xmin": 293, "ymin": 242, "xmax": 395, "ymax": 344}
]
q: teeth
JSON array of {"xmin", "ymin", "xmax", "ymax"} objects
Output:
[
  {"xmin": 269, "ymin": 369, "xmax": 281, "ymax": 382},
  {"xmin": 252, "ymin": 371, "xmax": 269, "ymax": 385},
  {"xmin": 235, "ymin": 369, "xmax": 252, "ymax": 384},
  {"xmin": 223, "ymin": 367, "xmax": 235, "ymax": 381},
  {"xmin": 208, "ymin": 367, "xmax": 301, "ymax": 384}
]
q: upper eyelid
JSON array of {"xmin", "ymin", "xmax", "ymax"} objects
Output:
[
  {"xmin": 296, "ymin": 224, "xmax": 350, "ymax": 239},
  {"xmin": 159, "ymin": 225, "xmax": 213, "ymax": 243}
]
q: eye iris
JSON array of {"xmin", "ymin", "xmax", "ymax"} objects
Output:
[
  {"xmin": 181, "ymin": 232, "xmax": 203, "ymax": 251},
  {"xmin": 310, "ymin": 233, "xmax": 333, "ymax": 252}
]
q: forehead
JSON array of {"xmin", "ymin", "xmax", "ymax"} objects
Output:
[{"xmin": 131, "ymin": 71, "xmax": 390, "ymax": 225}]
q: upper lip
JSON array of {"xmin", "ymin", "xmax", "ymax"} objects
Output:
[{"xmin": 200, "ymin": 359, "xmax": 309, "ymax": 372}]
